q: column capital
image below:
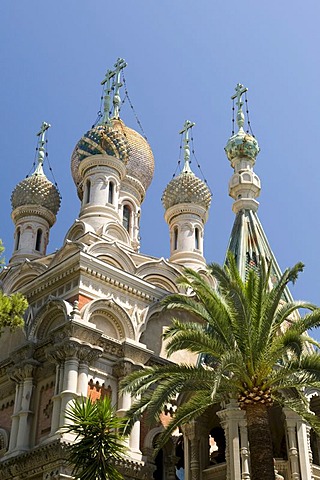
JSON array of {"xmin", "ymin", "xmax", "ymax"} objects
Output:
[
  {"xmin": 46, "ymin": 340, "xmax": 102, "ymax": 364},
  {"xmin": 8, "ymin": 361, "xmax": 39, "ymax": 383}
]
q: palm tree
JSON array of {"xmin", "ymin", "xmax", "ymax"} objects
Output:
[
  {"xmin": 64, "ymin": 395, "xmax": 127, "ymax": 480},
  {"xmin": 121, "ymin": 253, "xmax": 320, "ymax": 480}
]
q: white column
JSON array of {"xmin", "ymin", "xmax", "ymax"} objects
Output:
[
  {"xmin": 50, "ymin": 362, "xmax": 64, "ymax": 436},
  {"xmin": 284, "ymin": 408, "xmax": 301, "ymax": 480},
  {"xmin": 217, "ymin": 399, "xmax": 242, "ymax": 480},
  {"xmin": 239, "ymin": 418, "xmax": 250, "ymax": 480},
  {"xmin": 59, "ymin": 356, "xmax": 79, "ymax": 428},
  {"xmin": 8, "ymin": 381, "xmax": 23, "ymax": 452},
  {"xmin": 14, "ymin": 365, "xmax": 35, "ymax": 451},
  {"xmin": 296, "ymin": 420, "xmax": 314, "ymax": 480},
  {"xmin": 77, "ymin": 362, "xmax": 89, "ymax": 397}
]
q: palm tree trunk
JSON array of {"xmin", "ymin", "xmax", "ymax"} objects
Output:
[{"xmin": 245, "ymin": 404, "xmax": 275, "ymax": 480}]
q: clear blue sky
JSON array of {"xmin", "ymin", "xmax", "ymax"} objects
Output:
[{"xmin": 1, "ymin": 1, "xmax": 319, "ymax": 317}]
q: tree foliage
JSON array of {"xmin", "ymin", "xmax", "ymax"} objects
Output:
[
  {"xmin": 0, "ymin": 240, "xmax": 27, "ymax": 335},
  {"xmin": 121, "ymin": 253, "xmax": 320, "ymax": 480},
  {"xmin": 64, "ymin": 396, "xmax": 127, "ymax": 480}
]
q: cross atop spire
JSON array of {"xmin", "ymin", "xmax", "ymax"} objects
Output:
[
  {"xmin": 34, "ymin": 121, "xmax": 50, "ymax": 175},
  {"xmin": 179, "ymin": 120, "xmax": 195, "ymax": 173},
  {"xmin": 101, "ymin": 68, "xmax": 116, "ymax": 124},
  {"xmin": 231, "ymin": 83, "xmax": 248, "ymax": 130},
  {"xmin": 100, "ymin": 58, "xmax": 127, "ymax": 123}
]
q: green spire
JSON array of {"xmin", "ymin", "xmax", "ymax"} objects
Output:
[
  {"xmin": 231, "ymin": 83, "xmax": 248, "ymax": 131},
  {"xmin": 34, "ymin": 121, "xmax": 50, "ymax": 175},
  {"xmin": 179, "ymin": 120, "xmax": 195, "ymax": 173}
]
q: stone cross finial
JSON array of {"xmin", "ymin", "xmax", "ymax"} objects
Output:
[
  {"xmin": 179, "ymin": 120, "xmax": 195, "ymax": 172},
  {"xmin": 231, "ymin": 83, "xmax": 248, "ymax": 130},
  {"xmin": 34, "ymin": 121, "xmax": 51, "ymax": 175},
  {"xmin": 111, "ymin": 57, "xmax": 127, "ymax": 119}
]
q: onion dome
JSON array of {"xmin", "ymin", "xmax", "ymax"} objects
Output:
[
  {"xmin": 11, "ymin": 173, "xmax": 61, "ymax": 215},
  {"xmin": 162, "ymin": 166, "xmax": 211, "ymax": 211},
  {"xmin": 71, "ymin": 122, "xmax": 130, "ymax": 198},
  {"xmin": 162, "ymin": 120, "xmax": 211, "ymax": 211},
  {"xmin": 225, "ymin": 83, "xmax": 260, "ymax": 164},
  {"xmin": 11, "ymin": 122, "xmax": 61, "ymax": 215},
  {"xmin": 113, "ymin": 119, "xmax": 154, "ymax": 192},
  {"xmin": 225, "ymin": 129, "xmax": 260, "ymax": 163}
]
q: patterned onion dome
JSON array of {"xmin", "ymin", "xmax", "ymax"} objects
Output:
[
  {"xmin": 162, "ymin": 169, "xmax": 211, "ymax": 211},
  {"xmin": 225, "ymin": 128, "xmax": 260, "ymax": 163},
  {"xmin": 11, "ymin": 173, "xmax": 61, "ymax": 215},
  {"xmin": 71, "ymin": 122, "xmax": 130, "ymax": 198},
  {"xmin": 71, "ymin": 120, "xmax": 154, "ymax": 198},
  {"xmin": 112, "ymin": 119, "xmax": 154, "ymax": 192}
]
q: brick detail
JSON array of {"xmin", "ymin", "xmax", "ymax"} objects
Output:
[
  {"xmin": 87, "ymin": 379, "xmax": 112, "ymax": 402},
  {"xmin": 66, "ymin": 294, "xmax": 92, "ymax": 310},
  {"xmin": 0, "ymin": 400, "xmax": 14, "ymax": 432},
  {"xmin": 35, "ymin": 381, "xmax": 55, "ymax": 444}
]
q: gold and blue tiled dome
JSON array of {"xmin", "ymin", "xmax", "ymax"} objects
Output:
[
  {"xmin": 71, "ymin": 58, "xmax": 155, "ymax": 200},
  {"xmin": 114, "ymin": 119, "xmax": 155, "ymax": 194},
  {"xmin": 71, "ymin": 122, "xmax": 130, "ymax": 198},
  {"xmin": 11, "ymin": 173, "xmax": 61, "ymax": 215}
]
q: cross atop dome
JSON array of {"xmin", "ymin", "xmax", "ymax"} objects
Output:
[
  {"xmin": 231, "ymin": 83, "xmax": 248, "ymax": 130},
  {"xmin": 179, "ymin": 120, "xmax": 195, "ymax": 173},
  {"xmin": 100, "ymin": 58, "xmax": 127, "ymax": 123},
  {"xmin": 34, "ymin": 121, "xmax": 51, "ymax": 175}
]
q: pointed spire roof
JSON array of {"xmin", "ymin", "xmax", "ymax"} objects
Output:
[{"xmin": 225, "ymin": 85, "xmax": 292, "ymax": 300}]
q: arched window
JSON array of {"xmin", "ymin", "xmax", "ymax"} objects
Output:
[
  {"xmin": 85, "ymin": 179, "xmax": 91, "ymax": 204},
  {"xmin": 174, "ymin": 227, "xmax": 178, "ymax": 250},
  {"xmin": 123, "ymin": 205, "xmax": 131, "ymax": 232},
  {"xmin": 35, "ymin": 229, "xmax": 42, "ymax": 252},
  {"xmin": 108, "ymin": 182, "xmax": 114, "ymax": 204},
  {"xmin": 15, "ymin": 228, "xmax": 21, "ymax": 251},
  {"xmin": 195, "ymin": 227, "xmax": 200, "ymax": 250}
]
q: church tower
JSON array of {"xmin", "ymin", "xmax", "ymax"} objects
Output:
[
  {"xmin": 10, "ymin": 122, "xmax": 61, "ymax": 263},
  {"xmin": 225, "ymin": 84, "xmax": 291, "ymax": 299},
  {"xmin": 162, "ymin": 121, "xmax": 211, "ymax": 269},
  {"xmin": 70, "ymin": 58, "xmax": 154, "ymax": 251}
]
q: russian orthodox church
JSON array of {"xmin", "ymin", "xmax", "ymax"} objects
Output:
[{"xmin": 0, "ymin": 59, "xmax": 319, "ymax": 480}]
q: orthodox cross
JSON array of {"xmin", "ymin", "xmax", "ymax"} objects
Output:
[
  {"xmin": 179, "ymin": 120, "xmax": 195, "ymax": 171},
  {"xmin": 101, "ymin": 68, "xmax": 116, "ymax": 123},
  {"xmin": 231, "ymin": 83, "xmax": 248, "ymax": 130},
  {"xmin": 112, "ymin": 57, "xmax": 127, "ymax": 119},
  {"xmin": 35, "ymin": 121, "xmax": 50, "ymax": 174}
]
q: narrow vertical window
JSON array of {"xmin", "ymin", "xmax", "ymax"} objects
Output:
[
  {"xmin": 123, "ymin": 205, "xmax": 131, "ymax": 232},
  {"xmin": 35, "ymin": 229, "xmax": 42, "ymax": 252},
  {"xmin": 15, "ymin": 228, "xmax": 21, "ymax": 251},
  {"xmin": 195, "ymin": 227, "xmax": 199, "ymax": 250},
  {"xmin": 108, "ymin": 182, "xmax": 114, "ymax": 204},
  {"xmin": 85, "ymin": 179, "xmax": 91, "ymax": 204},
  {"xmin": 174, "ymin": 227, "xmax": 178, "ymax": 250}
]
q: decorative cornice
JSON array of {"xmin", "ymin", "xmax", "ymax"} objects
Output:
[{"xmin": 12, "ymin": 205, "xmax": 56, "ymax": 227}]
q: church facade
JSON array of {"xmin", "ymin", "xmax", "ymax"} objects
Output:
[{"xmin": 0, "ymin": 59, "xmax": 319, "ymax": 480}]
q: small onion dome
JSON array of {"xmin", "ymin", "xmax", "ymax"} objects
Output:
[
  {"xmin": 112, "ymin": 119, "xmax": 154, "ymax": 193},
  {"xmin": 71, "ymin": 122, "xmax": 130, "ymax": 198},
  {"xmin": 225, "ymin": 128, "xmax": 260, "ymax": 163},
  {"xmin": 11, "ymin": 172, "xmax": 61, "ymax": 215},
  {"xmin": 162, "ymin": 169, "xmax": 211, "ymax": 211}
]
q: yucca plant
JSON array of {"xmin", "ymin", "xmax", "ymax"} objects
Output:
[
  {"xmin": 64, "ymin": 396, "xmax": 127, "ymax": 480},
  {"xmin": 121, "ymin": 253, "xmax": 320, "ymax": 480}
]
